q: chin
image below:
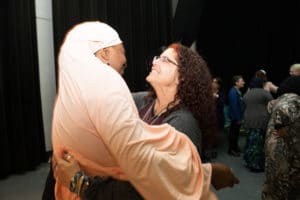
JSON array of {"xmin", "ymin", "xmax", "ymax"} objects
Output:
[
  {"xmin": 146, "ymin": 74, "xmax": 151, "ymax": 81},
  {"xmin": 147, "ymin": 76, "xmax": 158, "ymax": 86}
]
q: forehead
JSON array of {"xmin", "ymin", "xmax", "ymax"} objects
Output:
[
  {"xmin": 161, "ymin": 48, "xmax": 177, "ymax": 58},
  {"xmin": 112, "ymin": 43, "xmax": 125, "ymax": 52}
]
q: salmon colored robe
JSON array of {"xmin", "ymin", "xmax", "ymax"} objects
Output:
[{"xmin": 52, "ymin": 21, "xmax": 217, "ymax": 200}]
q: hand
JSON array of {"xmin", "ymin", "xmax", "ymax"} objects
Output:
[
  {"xmin": 272, "ymin": 127, "xmax": 288, "ymax": 137},
  {"xmin": 211, "ymin": 163, "xmax": 239, "ymax": 190},
  {"xmin": 52, "ymin": 151, "xmax": 81, "ymax": 188}
]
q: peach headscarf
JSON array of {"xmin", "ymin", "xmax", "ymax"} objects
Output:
[{"xmin": 52, "ymin": 21, "xmax": 217, "ymax": 200}]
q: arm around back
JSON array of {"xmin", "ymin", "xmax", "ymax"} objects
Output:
[{"xmin": 96, "ymin": 90, "xmax": 217, "ymax": 200}]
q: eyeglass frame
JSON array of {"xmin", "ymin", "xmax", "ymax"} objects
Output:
[{"xmin": 153, "ymin": 56, "xmax": 179, "ymax": 66}]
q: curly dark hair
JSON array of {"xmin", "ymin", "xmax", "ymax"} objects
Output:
[{"xmin": 147, "ymin": 43, "xmax": 217, "ymax": 148}]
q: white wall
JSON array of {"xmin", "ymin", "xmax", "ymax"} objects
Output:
[{"xmin": 35, "ymin": 0, "xmax": 56, "ymax": 151}]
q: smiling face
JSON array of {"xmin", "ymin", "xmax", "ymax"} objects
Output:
[
  {"xmin": 108, "ymin": 44, "xmax": 127, "ymax": 75},
  {"xmin": 146, "ymin": 48, "xmax": 180, "ymax": 88},
  {"xmin": 235, "ymin": 77, "xmax": 245, "ymax": 89}
]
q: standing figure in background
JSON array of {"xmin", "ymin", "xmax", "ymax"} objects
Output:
[
  {"xmin": 243, "ymin": 77, "xmax": 273, "ymax": 172},
  {"xmin": 254, "ymin": 69, "xmax": 278, "ymax": 93},
  {"xmin": 262, "ymin": 76, "xmax": 300, "ymax": 199},
  {"xmin": 227, "ymin": 75, "xmax": 245, "ymax": 156},
  {"xmin": 208, "ymin": 77, "xmax": 226, "ymax": 159},
  {"xmin": 289, "ymin": 63, "xmax": 300, "ymax": 76},
  {"xmin": 212, "ymin": 77, "xmax": 225, "ymax": 134}
]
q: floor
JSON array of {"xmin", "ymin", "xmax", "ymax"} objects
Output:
[
  {"xmin": 213, "ymin": 133, "xmax": 263, "ymax": 200},
  {"xmin": 0, "ymin": 134, "xmax": 264, "ymax": 200},
  {"xmin": 0, "ymin": 162, "xmax": 49, "ymax": 200}
]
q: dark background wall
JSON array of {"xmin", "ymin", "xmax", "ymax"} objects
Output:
[
  {"xmin": 53, "ymin": 0, "xmax": 300, "ymax": 92},
  {"xmin": 174, "ymin": 0, "xmax": 300, "ymax": 90},
  {"xmin": 52, "ymin": 0, "xmax": 173, "ymax": 92},
  {"xmin": 0, "ymin": 0, "xmax": 46, "ymax": 178}
]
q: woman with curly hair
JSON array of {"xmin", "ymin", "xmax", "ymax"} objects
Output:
[
  {"xmin": 135, "ymin": 42, "xmax": 217, "ymax": 156},
  {"xmin": 52, "ymin": 42, "xmax": 237, "ymax": 200}
]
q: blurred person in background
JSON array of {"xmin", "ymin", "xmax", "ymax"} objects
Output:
[{"xmin": 243, "ymin": 77, "xmax": 273, "ymax": 172}]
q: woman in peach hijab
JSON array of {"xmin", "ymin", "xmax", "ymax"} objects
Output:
[{"xmin": 50, "ymin": 21, "xmax": 237, "ymax": 200}]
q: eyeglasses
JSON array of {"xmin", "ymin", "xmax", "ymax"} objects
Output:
[{"xmin": 153, "ymin": 56, "xmax": 179, "ymax": 66}]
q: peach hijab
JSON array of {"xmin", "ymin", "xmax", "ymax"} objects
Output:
[{"xmin": 52, "ymin": 21, "xmax": 217, "ymax": 200}]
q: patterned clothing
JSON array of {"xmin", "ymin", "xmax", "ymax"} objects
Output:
[
  {"xmin": 262, "ymin": 93, "xmax": 300, "ymax": 200},
  {"xmin": 243, "ymin": 128, "xmax": 265, "ymax": 171},
  {"xmin": 243, "ymin": 88, "xmax": 272, "ymax": 172}
]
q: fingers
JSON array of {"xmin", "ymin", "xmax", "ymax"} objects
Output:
[
  {"xmin": 52, "ymin": 156, "xmax": 58, "ymax": 172},
  {"xmin": 52, "ymin": 151, "xmax": 73, "ymax": 172},
  {"xmin": 271, "ymin": 130, "xmax": 278, "ymax": 136},
  {"xmin": 52, "ymin": 154, "xmax": 64, "ymax": 179},
  {"xmin": 233, "ymin": 176, "xmax": 240, "ymax": 184},
  {"xmin": 64, "ymin": 154, "xmax": 72, "ymax": 162},
  {"xmin": 63, "ymin": 152, "xmax": 75, "ymax": 163}
]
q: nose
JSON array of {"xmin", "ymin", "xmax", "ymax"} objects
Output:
[
  {"xmin": 152, "ymin": 58, "xmax": 158, "ymax": 64},
  {"xmin": 152, "ymin": 59, "xmax": 159, "ymax": 66}
]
